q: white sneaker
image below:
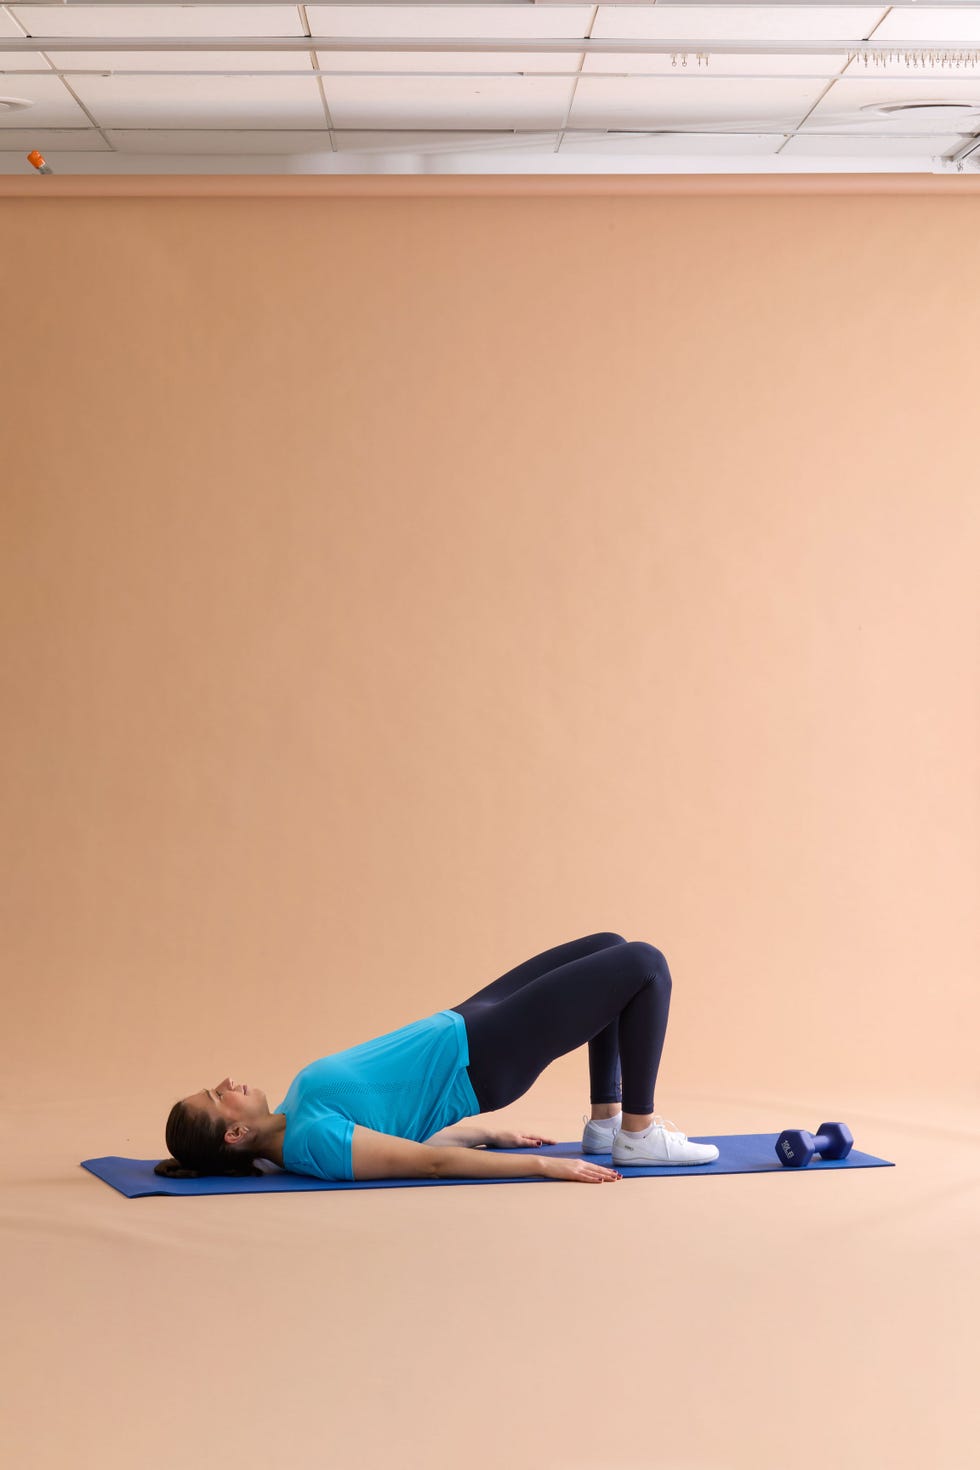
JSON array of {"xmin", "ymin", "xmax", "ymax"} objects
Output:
[
  {"xmin": 581, "ymin": 1112, "xmax": 623, "ymax": 1154},
  {"xmin": 611, "ymin": 1115, "xmax": 719, "ymax": 1167}
]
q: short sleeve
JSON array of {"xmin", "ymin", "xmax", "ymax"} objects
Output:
[{"xmin": 299, "ymin": 1114, "xmax": 356, "ymax": 1182}]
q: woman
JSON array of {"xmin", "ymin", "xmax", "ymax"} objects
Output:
[{"xmin": 156, "ymin": 931, "xmax": 718, "ymax": 1186}]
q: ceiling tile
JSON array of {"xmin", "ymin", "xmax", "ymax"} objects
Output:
[
  {"xmin": 563, "ymin": 129, "xmax": 781, "ymax": 155},
  {"xmin": 592, "ymin": 5, "xmax": 888, "ymax": 43},
  {"xmin": 569, "ymin": 74, "xmax": 829, "ymax": 129},
  {"xmin": 7, "ymin": 6, "xmax": 308, "ymax": 39},
  {"xmin": 105, "ymin": 127, "xmax": 342, "ymax": 153},
  {"xmin": 68, "ymin": 73, "xmax": 327, "ymax": 129},
  {"xmin": 318, "ymin": 72, "xmax": 574, "ymax": 129},
  {"xmin": 44, "ymin": 48, "xmax": 319, "ymax": 74},
  {"xmin": 304, "ymin": 4, "xmax": 595, "ymax": 40},
  {"xmin": 310, "ymin": 48, "xmax": 574, "ymax": 75},
  {"xmin": 0, "ymin": 126, "xmax": 109, "ymax": 151},
  {"xmin": 0, "ymin": 73, "xmax": 89, "ymax": 125},
  {"xmin": 783, "ymin": 130, "xmax": 964, "ymax": 156},
  {"xmin": 582, "ymin": 51, "xmax": 848, "ymax": 78},
  {"xmin": 872, "ymin": 7, "xmax": 980, "ymax": 43}
]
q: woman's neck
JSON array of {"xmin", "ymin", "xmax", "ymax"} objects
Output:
[{"xmin": 255, "ymin": 1111, "xmax": 287, "ymax": 1168}]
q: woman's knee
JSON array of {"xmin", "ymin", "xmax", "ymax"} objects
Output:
[
  {"xmin": 592, "ymin": 931, "xmax": 628, "ymax": 949},
  {"xmin": 626, "ymin": 941, "xmax": 671, "ymax": 985}
]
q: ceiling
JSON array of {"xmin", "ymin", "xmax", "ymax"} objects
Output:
[{"xmin": 3, "ymin": 1, "xmax": 980, "ymax": 175}]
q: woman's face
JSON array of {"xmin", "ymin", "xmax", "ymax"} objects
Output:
[{"xmin": 184, "ymin": 1078, "xmax": 271, "ymax": 1133}]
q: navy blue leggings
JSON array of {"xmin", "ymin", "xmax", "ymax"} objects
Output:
[{"xmin": 449, "ymin": 932, "xmax": 671, "ymax": 1116}]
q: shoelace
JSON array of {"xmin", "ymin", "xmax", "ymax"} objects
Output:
[
  {"xmin": 583, "ymin": 1112, "xmax": 688, "ymax": 1141},
  {"xmin": 651, "ymin": 1113, "xmax": 688, "ymax": 1141}
]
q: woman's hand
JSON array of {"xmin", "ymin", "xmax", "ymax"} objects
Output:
[
  {"xmin": 539, "ymin": 1157, "xmax": 622, "ymax": 1183},
  {"xmin": 488, "ymin": 1129, "xmax": 557, "ymax": 1149},
  {"xmin": 486, "ymin": 1131, "xmax": 623, "ymax": 1183}
]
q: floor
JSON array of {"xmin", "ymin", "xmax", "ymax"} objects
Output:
[{"xmin": 3, "ymin": 1085, "xmax": 977, "ymax": 1470}]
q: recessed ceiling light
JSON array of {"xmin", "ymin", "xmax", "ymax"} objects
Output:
[{"xmin": 0, "ymin": 96, "xmax": 34, "ymax": 111}]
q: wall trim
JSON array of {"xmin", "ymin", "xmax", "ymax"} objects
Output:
[{"xmin": 2, "ymin": 174, "xmax": 980, "ymax": 199}]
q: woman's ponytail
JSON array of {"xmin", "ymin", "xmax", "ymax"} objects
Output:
[{"xmin": 153, "ymin": 1156, "xmax": 204, "ymax": 1179}]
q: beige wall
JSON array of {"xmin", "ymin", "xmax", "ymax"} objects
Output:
[
  {"xmin": 3, "ymin": 178, "xmax": 979, "ymax": 1470},
  {"xmin": 3, "ymin": 180, "xmax": 978, "ymax": 1125}
]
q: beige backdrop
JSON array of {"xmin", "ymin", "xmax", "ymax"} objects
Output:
[{"xmin": 1, "ymin": 179, "xmax": 977, "ymax": 1470}]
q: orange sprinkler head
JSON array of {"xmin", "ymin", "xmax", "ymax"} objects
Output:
[{"xmin": 27, "ymin": 150, "xmax": 53, "ymax": 174}]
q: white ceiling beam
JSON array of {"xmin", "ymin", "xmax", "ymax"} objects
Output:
[
  {"xmin": 5, "ymin": 37, "xmax": 980, "ymax": 56},
  {"xmin": 2, "ymin": 125, "xmax": 971, "ymax": 137},
  {"xmin": 7, "ymin": 1, "xmax": 977, "ymax": 7},
  {"xmin": 8, "ymin": 64, "xmax": 980, "ymax": 88}
]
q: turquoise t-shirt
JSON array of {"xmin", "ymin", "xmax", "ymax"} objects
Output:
[{"xmin": 274, "ymin": 1009, "xmax": 481, "ymax": 1182}]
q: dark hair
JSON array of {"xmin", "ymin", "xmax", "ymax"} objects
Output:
[{"xmin": 154, "ymin": 1099, "xmax": 264, "ymax": 1179}]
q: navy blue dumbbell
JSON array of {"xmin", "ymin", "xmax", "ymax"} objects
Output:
[{"xmin": 775, "ymin": 1122, "xmax": 854, "ymax": 1168}]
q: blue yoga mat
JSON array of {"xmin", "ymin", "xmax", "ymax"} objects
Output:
[{"xmin": 81, "ymin": 1133, "xmax": 894, "ymax": 1197}]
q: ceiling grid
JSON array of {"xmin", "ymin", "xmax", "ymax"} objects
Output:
[{"xmin": 2, "ymin": 2, "xmax": 980, "ymax": 174}]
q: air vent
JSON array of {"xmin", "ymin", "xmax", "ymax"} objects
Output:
[{"xmin": 861, "ymin": 100, "xmax": 980, "ymax": 126}]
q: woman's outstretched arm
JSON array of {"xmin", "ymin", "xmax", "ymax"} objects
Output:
[
  {"xmin": 431, "ymin": 1146, "xmax": 621, "ymax": 1184},
  {"xmin": 351, "ymin": 1126, "xmax": 540, "ymax": 1182},
  {"xmin": 349, "ymin": 1127, "xmax": 619, "ymax": 1184},
  {"xmin": 423, "ymin": 1124, "xmax": 490, "ymax": 1147}
]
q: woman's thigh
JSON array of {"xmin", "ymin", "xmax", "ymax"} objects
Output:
[
  {"xmin": 453, "ymin": 940, "xmax": 669, "ymax": 1113},
  {"xmin": 450, "ymin": 932, "xmax": 627, "ymax": 1010}
]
